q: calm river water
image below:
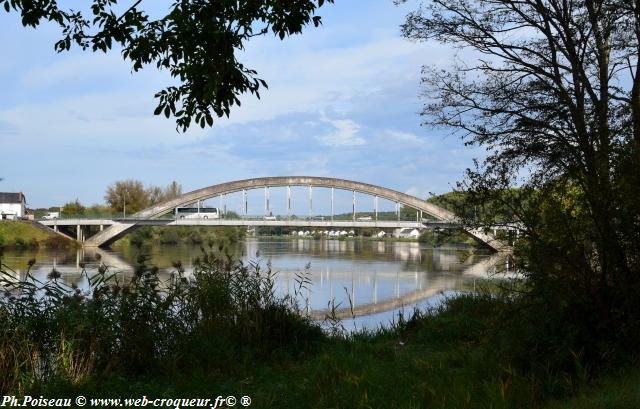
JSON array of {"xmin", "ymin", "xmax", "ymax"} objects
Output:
[{"xmin": 0, "ymin": 238, "xmax": 507, "ymax": 330}]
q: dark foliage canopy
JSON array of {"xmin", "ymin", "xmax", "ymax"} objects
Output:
[{"xmin": 402, "ymin": 0, "xmax": 640, "ymax": 364}]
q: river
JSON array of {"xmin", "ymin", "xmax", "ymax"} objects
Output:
[{"xmin": 0, "ymin": 238, "xmax": 508, "ymax": 330}]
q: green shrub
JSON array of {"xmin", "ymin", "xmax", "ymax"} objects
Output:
[
  {"xmin": 0, "ymin": 247, "xmax": 322, "ymax": 392},
  {"xmin": 13, "ymin": 237, "xmax": 26, "ymax": 249},
  {"xmin": 159, "ymin": 229, "xmax": 179, "ymax": 244},
  {"xmin": 45, "ymin": 235, "xmax": 70, "ymax": 249}
]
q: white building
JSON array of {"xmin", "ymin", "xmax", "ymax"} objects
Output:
[
  {"xmin": 397, "ymin": 228, "xmax": 421, "ymax": 239},
  {"xmin": 0, "ymin": 192, "xmax": 26, "ymax": 220}
]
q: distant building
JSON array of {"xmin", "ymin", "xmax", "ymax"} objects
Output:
[
  {"xmin": 397, "ymin": 228, "xmax": 421, "ymax": 239},
  {"xmin": 0, "ymin": 192, "xmax": 26, "ymax": 220}
]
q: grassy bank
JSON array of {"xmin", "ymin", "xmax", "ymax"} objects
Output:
[
  {"xmin": 113, "ymin": 225, "xmax": 245, "ymax": 248},
  {"xmin": 543, "ymin": 366, "xmax": 640, "ymax": 409},
  {"xmin": 0, "ymin": 220, "xmax": 73, "ymax": 250},
  {"xmin": 1, "ymin": 250, "xmax": 636, "ymax": 407}
]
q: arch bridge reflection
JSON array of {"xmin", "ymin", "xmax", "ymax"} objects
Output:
[{"xmin": 2, "ymin": 241, "xmax": 510, "ymax": 320}]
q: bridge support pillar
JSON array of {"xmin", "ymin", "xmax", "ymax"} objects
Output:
[
  {"xmin": 222, "ymin": 193, "xmax": 227, "ymax": 218},
  {"xmin": 374, "ymin": 196, "xmax": 378, "ymax": 221},
  {"xmin": 242, "ymin": 189, "xmax": 247, "ymax": 218},
  {"xmin": 352, "ymin": 190, "xmax": 356, "ymax": 220},
  {"xmin": 100, "ymin": 225, "xmax": 104, "ymax": 232},
  {"xmin": 331, "ymin": 187, "xmax": 334, "ymax": 221},
  {"xmin": 287, "ymin": 185, "xmax": 291, "ymax": 218}
]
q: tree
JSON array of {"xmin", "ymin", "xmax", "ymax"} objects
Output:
[
  {"xmin": 162, "ymin": 181, "xmax": 183, "ymax": 202},
  {"xmin": 399, "ymin": 205, "xmax": 420, "ymax": 220},
  {"xmin": 105, "ymin": 179, "xmax": 149, "ymax": 214},
  {"xmin": 146, "ymin": 185, "xmax": 164, "ymax": 207},
  {"xmin": 147, "ymin": 180, "xmax": 183, "ymax": 205},
  {"xmin": 105, "ymin": 179, "xmax": 183, "ymax": 214},
  {"xmin": 2, "ymin": 0, "xmax": 334, "ymax": 131},
  {"xmin": 401, "ymin": 0, "xmax": 640, "ymax": 362},
  {"xmin": 62, "ymin": 199, "xmax": 85, "ymax": 217}
]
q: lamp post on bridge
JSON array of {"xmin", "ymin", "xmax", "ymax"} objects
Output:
[{"xmin": 122, "ymin": 190, "xmax": 128, "ymax": 219}]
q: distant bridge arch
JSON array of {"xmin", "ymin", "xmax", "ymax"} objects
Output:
[{"xmin": 81, "ymin": 176, "xmax": 504, "ymax": 250}]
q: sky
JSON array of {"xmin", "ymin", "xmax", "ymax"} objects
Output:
[{"xmin": 0, "ymin": 0, "xmax": 484, "ymax": 210}]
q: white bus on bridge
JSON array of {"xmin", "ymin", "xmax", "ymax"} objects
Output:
[{"xmin": 175, "ymin": 207, "xmax": 219, "ymax": 219}]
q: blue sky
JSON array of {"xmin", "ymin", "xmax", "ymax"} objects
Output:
[{"xmin": 0, "ymin": 0, "xmax": 483, "ymax": 209}]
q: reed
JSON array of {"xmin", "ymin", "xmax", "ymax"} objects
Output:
[{"xmin": 0, "ymin": 246, "xmax": 322, "ymax": 393}]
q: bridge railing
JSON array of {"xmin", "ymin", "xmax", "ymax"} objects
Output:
[{"xmin": 39, "ymin": 212, "xmax": 439, "ymax": 223}]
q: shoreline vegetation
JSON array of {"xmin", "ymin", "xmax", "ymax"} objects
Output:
[
  {"xmin": 113, "ymin": 225, "xmax": 246, "ymax": 249},
  {"xmin": 0, "ymin": 246, "xmax": 636, "ymax": 407},
  {"xmin": 0, "ymin": 220, "xmax": 75, "ymax": 250},
  {"xmin": 251, "ymin": 231, "xmax": 478, "ymax": 247}
]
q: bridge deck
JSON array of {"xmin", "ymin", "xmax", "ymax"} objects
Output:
[{"xmin": 40, "ymin": 218, "xmax": 437, "ymax": 229}]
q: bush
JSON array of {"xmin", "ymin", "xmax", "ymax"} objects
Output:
[
  {"xmin": 158, "ymin": 229, "xmax": 179, "ymax": 244},
  {"xmin": 0, "ymin": 247, "xmax": 323, "ymax": 393},
  {"xmin": 45, "ymin": 235, "xmax": 70, "ymax": 249},
  {"xmin": 13, "ymin": 237, "xmax": 24, "ymax": 248}
]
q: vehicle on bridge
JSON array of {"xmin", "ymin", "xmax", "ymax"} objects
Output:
[
  {"xmin": 175, "ymin": 207, "xmax": 219, "ymax": 219},
  {"xmin": 42, "ymin": 212, "xmax": 59, "ymax": 220}
]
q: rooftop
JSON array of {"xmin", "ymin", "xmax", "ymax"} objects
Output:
[{"xmin": 0, "ymin": 192, "xmax": 25, "ymax": 204}]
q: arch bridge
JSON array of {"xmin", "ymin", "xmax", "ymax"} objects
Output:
[{"xmin": 39, "ymin": 176, "xmax": 506, "ymax": 251}]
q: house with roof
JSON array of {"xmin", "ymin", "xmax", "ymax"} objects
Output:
[
  {"xmin": 396, "ymin": 227, "xmax": 421, "ymax": 239},
  {"xmin": 0, "ymin": 192, "xmax": 26, "ymax": 220}
]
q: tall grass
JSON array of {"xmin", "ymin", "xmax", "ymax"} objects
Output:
[
  {"xmin": 0, "ymin": 246, "xmax": 322, "ymax": 394},
  {"xmin": 1, "ymin": 249, "xmax": 635, "ymax": 407}
]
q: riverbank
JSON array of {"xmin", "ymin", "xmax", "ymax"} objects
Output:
[
  {"xmin": 16, "ymin": 294, "xmax": 639, "ymax": 408},
  {"xmin": 112, "ymin": 225, "xmax": 246, "ymax": 248},
  {"xmin": 253, "ymin": 230, "xmax": 479, "ymax": 246},
  {"xmin": 0, "ymin": 220, "xmax": 74, "ymax": 250},
  {"xmin": 1, "ymin": 251, "xmax": 635, "ymax": 407}
]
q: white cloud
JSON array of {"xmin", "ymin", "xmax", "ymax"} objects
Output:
[
  {"xmin": 386, "ymin": 130, "xmax": 422, "ymax": 143},
  {"xmin": 405, "ymin": 186, "xmax": 430, "ymax": 200},
  {"xmin": 21, "ymin": 52, "xmax": 125, "ymax": 88},
  {"xmin": 223, "ymin": 35, "xmax": 449, "ymax": 127},
  {"xmin": 317, "ymin": 115, "xmax": 364, "ymax": 146},
  {"xmin": 0, "ymin": 1, "xmax": 487, "ymax": 206},
  {"xmin": 0, "ymin": 89, "xmax": 208, "ymax": 149}
]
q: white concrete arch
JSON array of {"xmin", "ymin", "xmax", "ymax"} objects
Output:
[{"xmin": 84, "ymin": 176, "xmax": 504, "ymax": 250}]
